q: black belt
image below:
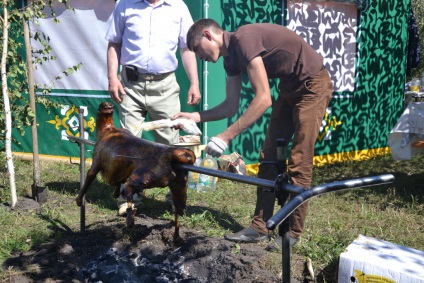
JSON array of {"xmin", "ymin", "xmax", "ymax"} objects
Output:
[
  {"xmin": 138, "ymin": 71, "xmax": 173, "ymax": 81},
  {"xmin": 124, "ymin": 65, "xmax": 173, "ymax": 81}
]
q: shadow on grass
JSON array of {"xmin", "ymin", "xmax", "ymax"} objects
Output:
[
  {"xmin": 313, "ymin": 154, "xmax": 424, "ymax": 205},
  {"xmin": 45, "ymin": 178, "xmax": 118, "ymax": 210},
  {"xmin": 384, "ymin": 171, "xmax": 424, "ymax": 200},
  {"xmin": 331, "ymin": 170, "xmax": 424, "ymax": 205},
  {"xmin": 185, "ymin": 205, "xmax": 246, "ymax": 232},
  {"xmin": 43, "ymin": 178, "xmax": 244, "ymax": 234},
  {"xmin": 46, "ymin": 169, "xmax": 422, "ymax": 238},
  {"xmin": 316, "ymin": 259, "xmax": 339, "ymax": 282}
]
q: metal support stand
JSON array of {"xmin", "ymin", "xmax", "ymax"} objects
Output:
[
  {"xmin": 274, "ymin": 139, "xmax": 291, "ymax": 283},
  {"xmin": 78, "ymin": 108, "xmax": 86, "ymax": 233},
  {"xmin": 68, "ymin": 109, "xmax": 93, "ymax": 233}
]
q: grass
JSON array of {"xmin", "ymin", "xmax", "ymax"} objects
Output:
[{"xmin": 0, "ymin": 152, "xmax": 423, "ymax": 281}]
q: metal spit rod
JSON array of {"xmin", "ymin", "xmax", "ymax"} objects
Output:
[
  {"xmin": 64, "ymin": 137, "xmax": 304, "ymax": 196},
  {"xmin": 65, "ymin": 136, "xmax": 395, "ymax": 215},
  {"xmin": 174, "ymin": 165, "xmax": 395, "ymax": 226},
  {"xmin": 67, "ymin": 135, "xmax": 395, "ymax": 230},
  {"xmin": 266, "ymin": 173, "xmax": 395, "ymax": 230},
  {"xmin": 174, "ymin": 163, "xmax": 304, "ymax": 194},
  {"xmin": 68, "ymin": 136, "xmax": 96, "ymax": 147}
]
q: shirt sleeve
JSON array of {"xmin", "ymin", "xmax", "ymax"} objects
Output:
[
  {"xmin": 224, "ymin": 32, "xmax": 266, "ymax": 76},
  {"xmin": 235, "ymin": 33, "xmax": 266, "ymax": 69},
  {"xmin": 178, "ymin": 1, "xmax": 194, "ymax": 49},
  {"xmin": 105, "ymin": 0, "xmax": 125, "ymax": 43}
]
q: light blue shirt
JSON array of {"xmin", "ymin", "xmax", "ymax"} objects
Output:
[{"xmin": 105, "ymin": 0, "xmax": 193, "ymax": 74}]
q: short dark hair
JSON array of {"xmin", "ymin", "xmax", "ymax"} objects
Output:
[{"xmin": 187, "ymin": 18, "xmax": 223, "ymax": 51}]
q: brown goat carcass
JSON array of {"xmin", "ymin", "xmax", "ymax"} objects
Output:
[{"xmin": 75, "ymin": 101, "xmax": 195, "ymax": 241}]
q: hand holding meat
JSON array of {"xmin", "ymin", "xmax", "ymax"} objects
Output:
[
  {"xmin": 172, "ymin": 112, "xmax": 201, "ymax": 124},
  {"xmin": 135, "ymin": 118, "xmax": 202, "ymax": 136},
  {"xmin": 75, "ymin": 102, "xmax": 195, "ymax": 242}
]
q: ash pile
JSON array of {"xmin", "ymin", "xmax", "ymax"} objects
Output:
[
  {"xmin": 79, "ymin": 245, "xmax": 195, "ymax": 283},
  {"xmin": 76, "ymin": 229, "xmax": 275, "ymax": 283}
]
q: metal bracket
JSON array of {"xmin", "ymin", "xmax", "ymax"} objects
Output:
[{"xmin": 274, "ymin": 173, "xmax": 291, "ymax": 206}]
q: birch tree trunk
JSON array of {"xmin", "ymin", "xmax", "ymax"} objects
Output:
[
  {"xmin": 1, "ymin": 0, "xmax": 17, "ymax": 208},
  {"xmin": 23, "ymin": 17, "xmax": 42, "ymax": 201}
]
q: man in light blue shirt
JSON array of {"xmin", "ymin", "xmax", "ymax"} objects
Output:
[{"xmin": 105, "ymin": 0, "xmax": 201, "ymax": 215}]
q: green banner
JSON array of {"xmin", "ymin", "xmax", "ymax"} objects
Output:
[
  {"xmin": 12, "ymin": 95, "xmax": 113, "ymax": 160},
  {"xmin": 211, "ymin": 0, "xmax": 408, "ymax": 166}
]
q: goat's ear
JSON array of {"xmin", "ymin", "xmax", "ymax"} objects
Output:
[{"xmin": 171, "ymin": 148, "xmax": 196, "ymax": 164}]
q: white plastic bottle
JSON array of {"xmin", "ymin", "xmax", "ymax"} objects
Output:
[
  {"xmin": 188, "ymin": 158, "xmax": 202, "ymax": 189},
  {"xmin": 196, "ymin": 155, "xmax": 218, "ymax": 192}
]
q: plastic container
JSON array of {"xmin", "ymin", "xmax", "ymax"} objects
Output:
[
  {"xmin": 188, "ymin": 158, "xmax": 202, "ymax": 189},
  {"xmin": 196, "ymin": 155, "xmax": 218, "ymax": 192},
  {"xmin": 410, "ymin": 78, "xmax": 421, "ymax": 92}
]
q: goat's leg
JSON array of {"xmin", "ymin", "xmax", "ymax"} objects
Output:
[
  {"xmin": 76, "ymin": 167, "xmax": 100, "ymax": 206},
  {"xmin": 174, "ymin": 213, "xmax": 180, "ymax": 241},
  {"xmin": 169, "ymin": 168, "xmax": 188, "ymax": 243},
  {"xmin": 113, "ymin": 184, "xmax": 121, "ymax": 199},
  {"xmin": 121, "ymin": 184, "xmax": 137, "ymax": 228},
  {"xmin": 169, "ymin": 170, "xmax": 188, "ymax": 216}
]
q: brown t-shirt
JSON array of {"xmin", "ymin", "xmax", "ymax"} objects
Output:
[{"xmin": 223, "ymin": 23, "xmax": 323, "ymax": 90}]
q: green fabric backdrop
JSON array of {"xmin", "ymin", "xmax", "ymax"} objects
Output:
[{"xmin": 11, "ymin": 0, "xmax": 409, "ymax": 168}]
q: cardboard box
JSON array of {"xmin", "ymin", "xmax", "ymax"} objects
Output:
[{"xmin": 338, "ymin": 234, "xmax": 424, "ymax": 283}]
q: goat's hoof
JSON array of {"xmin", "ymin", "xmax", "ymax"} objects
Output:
[{"xmin": 125, "ymin": 207, "xmax": 136, "ymax": 228}]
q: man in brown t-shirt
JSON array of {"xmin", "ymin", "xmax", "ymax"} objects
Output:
[{"xmin": 173, "ymin": 19, "xmax": 333, "ymax": 252}]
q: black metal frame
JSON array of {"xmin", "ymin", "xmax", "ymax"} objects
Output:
[
  {"xmin": 69, "ymin": 110, "xmax": 395, "ymax": 282},
  {"xmin": 177, "ymin": 158, "xmax": 394, "ymax": 283}
]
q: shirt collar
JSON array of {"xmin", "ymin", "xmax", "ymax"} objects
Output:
[
  {"xmin": 137, "ymin": 0, "xmax": 172, "ymax": 6},
  {"xmin": 223, "ymin": 31, "xmax": 232, "ymax": 53}
]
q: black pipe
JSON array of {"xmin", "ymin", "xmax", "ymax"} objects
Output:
[
  {"xmin": 174, "ymin": 163, "xmax": 304, "ymax": 195},
  {"xmin": 68, "ymin": 135, "xmax": 96, "ymax": 146},
  {"xmin": 266, "ymin": 174, "xmax": 395, "ymax": 230},
  {"xmin": 275, "ymin": 139, "xmax": 290, "ymax": 283}
]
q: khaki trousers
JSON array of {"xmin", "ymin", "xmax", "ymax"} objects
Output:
[
  {"xmin": 119, "ymin": 70, "xmax": 180, "ymax": 145},
  {"xmin": 251, "ymin": 68, "xmax": 333, "ymax": 238}
]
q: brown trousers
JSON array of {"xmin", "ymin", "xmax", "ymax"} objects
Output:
[{"xmin": 251, "ymin": 68, "xmax": 333, "ymax": 238}]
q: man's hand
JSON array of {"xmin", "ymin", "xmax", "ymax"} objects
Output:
[
  {"xmin": 187, "ymin": 84, "xmax": 201, "ymax": 106},
  {"xmin": 172, "ymin": 112, "xmax": 201, "ymax": 123},
  {"xmin": 109, "ymin": 77, "xmax": 125, "ymax": 104},
  {"xmin": 171, "ymin": 118, "xmax": 202, "ymax": 135},
  {"xmin": 205, "ymin": 137, "xmax": 227, "ymax": 157}
]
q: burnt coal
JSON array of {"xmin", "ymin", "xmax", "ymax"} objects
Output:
[
  {"xmin": 80, "ymin": 247, "xmax": 193, "ymax": 283},
  {"xmin": 3, "ymin": 215, "xmax": 281, "ymax": 283}
]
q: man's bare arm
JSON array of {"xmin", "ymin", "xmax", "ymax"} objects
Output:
[
  {"xmin": 180, "ymin": 47, "xmax": 201, "ymax": 105},
  {"xmin": 218, "ymin": 56, "xmax": 272, "ymax": 144},
  {"xmin": 107, "ymin": 42, "xmax": 125, "ymax": 103}
]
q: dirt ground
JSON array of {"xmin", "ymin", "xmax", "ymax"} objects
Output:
[{"xmin": 2, "ymin": 198, "xmax": 307, "ymax": 283}]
